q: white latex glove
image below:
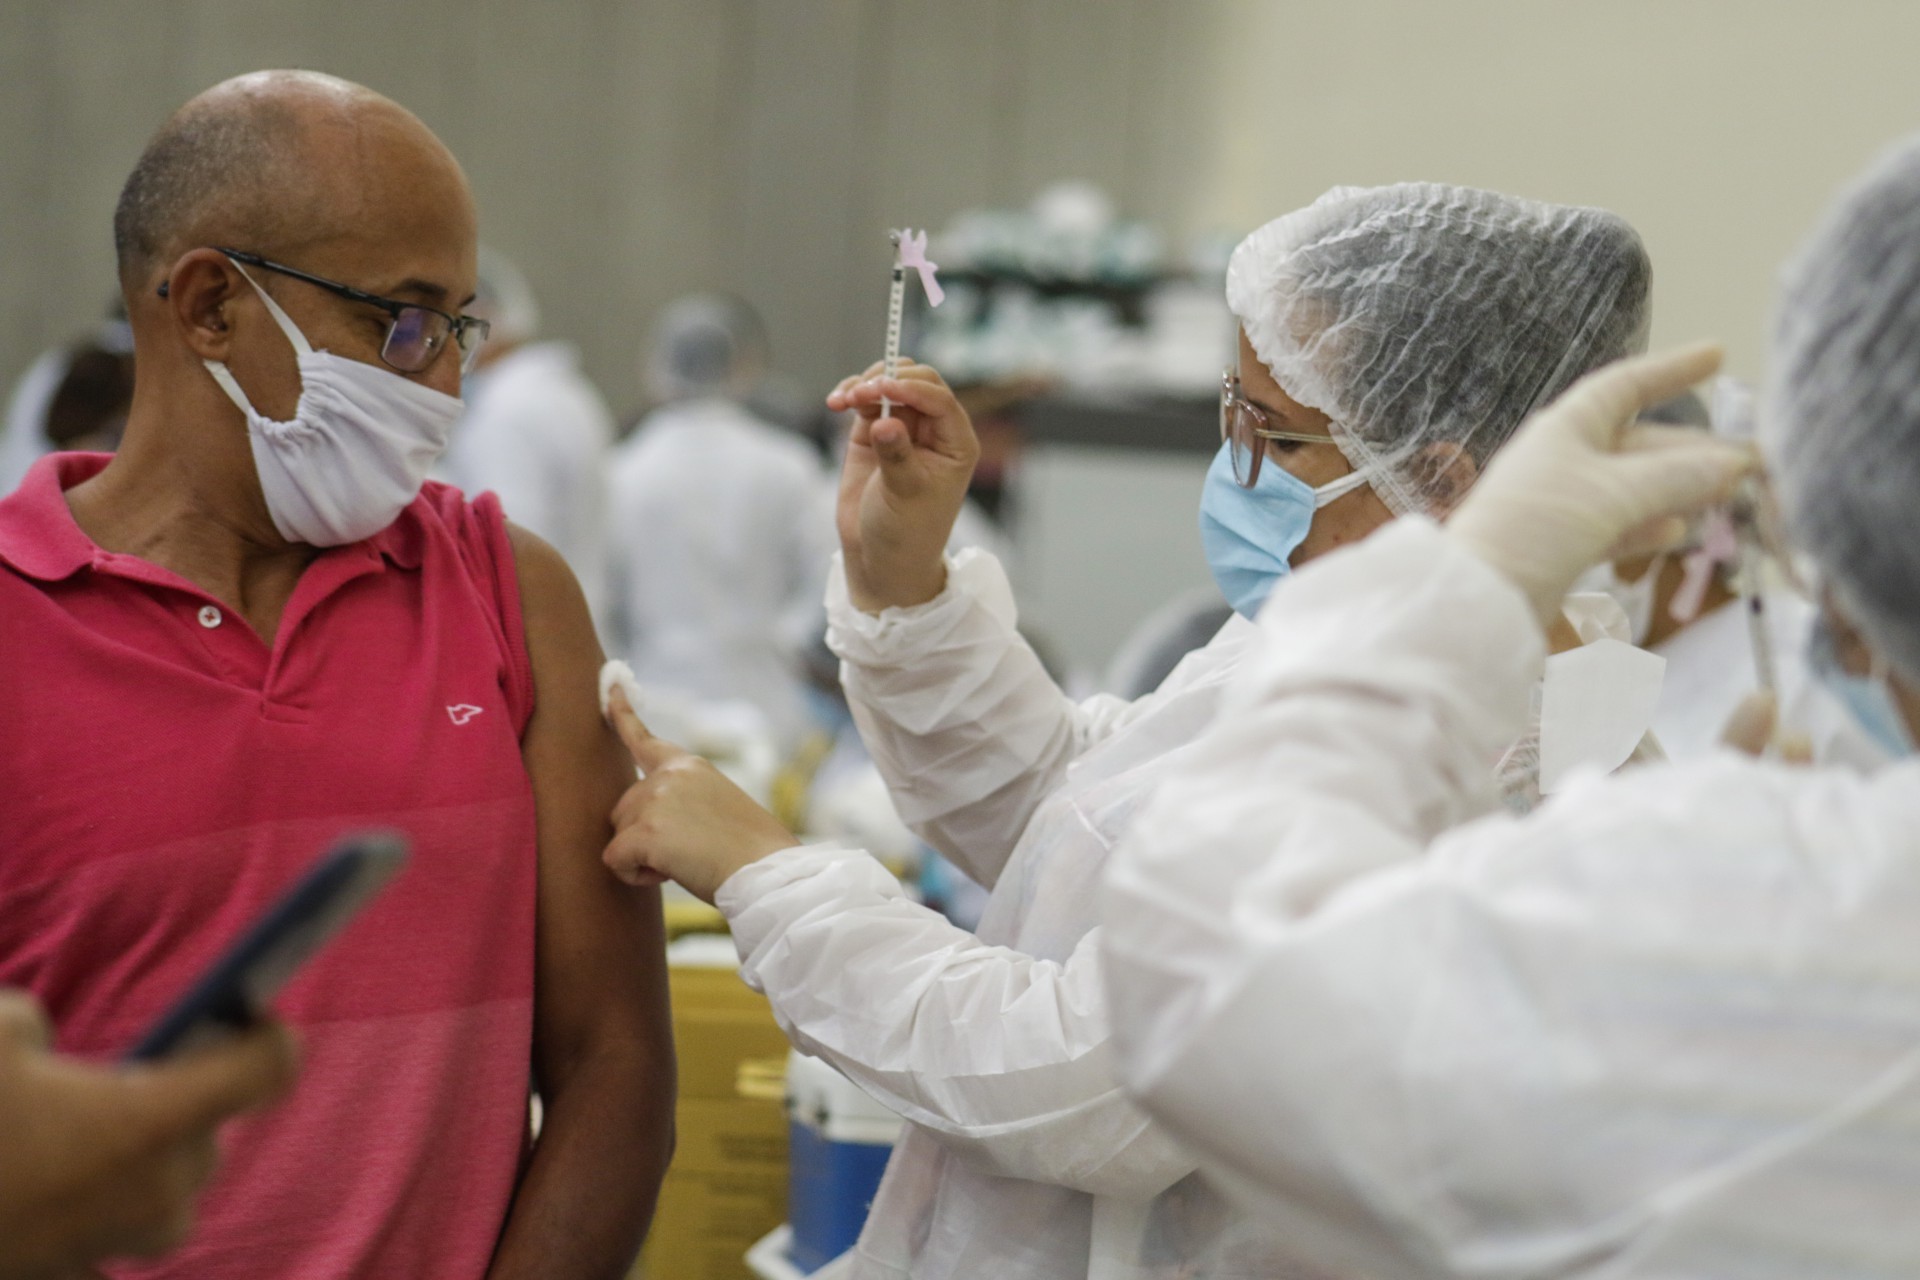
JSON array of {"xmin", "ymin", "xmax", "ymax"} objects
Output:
[
  {"xmin": 1448, "ymin": 343, "xmax": 1760, "ymax": 630},
  {"xmin": 1718, "ymin": 689, "xmax": 1815, "ymax": 764}
]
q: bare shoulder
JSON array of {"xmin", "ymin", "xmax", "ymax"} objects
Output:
[
  {"xmin": 502, "ymin": 521, "xmax": 618, "ymax": 767},
  {"xmin": 504, "ymin": 522, "xmax": 590, "ymax": 644}
]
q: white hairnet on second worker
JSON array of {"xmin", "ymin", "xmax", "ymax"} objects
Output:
[
  {"xmin": 642, "ymin": 293, "xmax": 768, "ymax": 404},
  {"xmin": 1772, "ymin": 134, "xmax": 1920, "ymax": 685},
  {"xmin": 1227, "ymin": 183, "xmax": 1652, "ymax": 515}
]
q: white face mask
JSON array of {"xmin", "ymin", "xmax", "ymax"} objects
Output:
[{"xmin": 204, "ymin": 267, "xmax": 463, "ymax": 547}]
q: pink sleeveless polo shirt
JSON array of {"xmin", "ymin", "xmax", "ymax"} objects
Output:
[{"xmin": 0, "ymin": 454, "xmax": 540, "ymax": 1279}]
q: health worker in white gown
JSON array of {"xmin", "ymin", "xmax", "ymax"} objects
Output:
[
  {"xmin": 436, "ymin": 247, "xmax": 616, "ymax": 617},
  {"xmin": 1102, "ymin": 136, "xmax": 1920, "ymax": 1280},
  {"xmin": 601, "ymin": 184, "xmax": 1654, "ymax": 1280},
  {"xmin": 606, "ymin": 294, "xmax": 833, "ymax": 751}
]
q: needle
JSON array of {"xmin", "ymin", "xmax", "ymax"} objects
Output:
[
  {"xmin": 1731, "ymin": 485, "xmax": 1777, "ymax": 699},
  {"xmin": 882, "ymin": 230, "xmax": 905, "ymax": 420}
]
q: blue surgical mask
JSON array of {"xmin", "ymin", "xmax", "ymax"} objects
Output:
[
  {"xmin": 1808, "ymin": 613, "xmax": 1916, "ymax": 758},
  {"xmin": 1198, "ymin": 442, "xmax": 1372, "ymax": 618}
]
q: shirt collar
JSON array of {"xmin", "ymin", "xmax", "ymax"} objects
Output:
[
  {"xmin": 0, "ymin": 453, "xmax": 108, "ymax": 581},
  {"xmin": 365, "ymin": 497, "xmax": 427, "ymax": 570},
  {"xmin": 0, "ymin": 452, "xmax": 426, "ymax": 581}
]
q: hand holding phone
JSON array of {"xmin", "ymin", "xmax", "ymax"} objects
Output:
[{"xmin": 1, "ymin": 992, "xmax": 295, "ymax": 1274}]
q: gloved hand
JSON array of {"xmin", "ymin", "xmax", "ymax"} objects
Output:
[
  {"xmin": 1718, "ymin": 689, "xmax": 1815, "ymax": 763},
  {"xmin": 0, "ymin": 991, "xmax": 297, "ymax": 1280},
  {"xmin": 825, "ymin": 359, "xmax": 980, "ymax": 614},
  {"xmin": 1448, "ymin": 343, "xmax": 1759, "ymax": 630},
  {"xmin": 602, "ymin": 686, "xmax": 801, "ymax": 904}
]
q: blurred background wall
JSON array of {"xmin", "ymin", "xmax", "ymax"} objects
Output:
[
  {"xmin": 0, "ymin": 0, "xmax": 1223, "ymax": 415},
  {"xmin": 9, "ymin": 0, "xmax": 1920, "ymax": 402},
  {"xmin": 6, "ymin": 0, "xmax": 1920, "ymax": 673}
]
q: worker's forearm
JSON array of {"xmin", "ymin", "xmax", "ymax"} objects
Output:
[
  {"xmin": 720, "ymin": 844, "xmax": 1193, "ymax": 1198},
  {"xmin": 485, "ymin": 1046, "xmax": 674, "ymax": 1280},
  {"xmin": 828, "ymin": 550, "xmax": 1088, "ymax": 885},
  {"xmin": 844, "ymin": 549, "xmax": 947, "ymax": 615}
]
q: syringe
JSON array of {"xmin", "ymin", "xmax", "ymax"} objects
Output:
[
  {"xmin": 1730, "ymin": 484, "xmax": 1778, "ymax": 699},
  {"xmin": 882, "ymin": 230, "xmax": 905, "ymax": 419},
  {"xmin": 877, "ymin": 228, "xmax": 945, "ymax": 420}
]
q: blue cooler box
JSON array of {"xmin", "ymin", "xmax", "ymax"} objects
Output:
[{"xmin": 784, "ymin": 1051, "xmax": 903, "ymax": 1273}]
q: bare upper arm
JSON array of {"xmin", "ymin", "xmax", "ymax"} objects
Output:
[{"xmin": 507, "ymin": 521, "xmax": 672, "ymax": 1071}]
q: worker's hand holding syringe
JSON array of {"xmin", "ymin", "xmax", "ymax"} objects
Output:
[{"xmin": 826, "ymin": 359, "xmax": 981, "ymax": 615}]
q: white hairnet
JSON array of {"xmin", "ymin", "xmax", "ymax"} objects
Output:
[
  {"xmin": 474, "ymin": 246, "xmax": 541, "ymax": 343},
  {"xmin": 1227, "ymin": 183, "xmax": 1652, "ymax": 515},
  {"xmin": 642, "ymin": 293, "xmax": 768, "ymax": 403},
  {"xmin": 1772, "ymin": 133, "xmax": 1920, "ymax": 683}
]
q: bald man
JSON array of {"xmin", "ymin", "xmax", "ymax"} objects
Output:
[{"xmin": 0, "ymin": 73, "xmax": 673, "ymax": 1278}]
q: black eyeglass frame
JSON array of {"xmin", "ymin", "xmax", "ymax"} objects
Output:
[
  {"xmin": 1219, "ymin": 370, "xmax": 1337, "ymax": 488},
  {"xmin": 158, "ymin": 247, "xmax": 490, "ymax": 375}
]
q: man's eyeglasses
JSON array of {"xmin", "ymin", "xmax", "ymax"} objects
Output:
[
  {"xmin": 163, "ymin": 248, "xmax": 490, "ymax": 375},
  {"xmin": 1219, "ymin": 370, "xmax": 1336, "ymax": 488}
]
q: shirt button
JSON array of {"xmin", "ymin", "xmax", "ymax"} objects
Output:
[{"xmin": 197, "ymin": 605, "xmax": 223, "ymax": 629}]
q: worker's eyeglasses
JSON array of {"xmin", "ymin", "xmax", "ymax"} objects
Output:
[
  {"xmin": 1220, "ymin": 370, "xmax": 1337, "ymax": 488},
  {"xmin": 204, "ymin": 248, "xmax": 490, "ymax": 375}
]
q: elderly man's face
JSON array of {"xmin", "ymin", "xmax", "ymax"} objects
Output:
[{"xmin": 218, "ymin": 107, "xmax": 479, "ymax": 417}]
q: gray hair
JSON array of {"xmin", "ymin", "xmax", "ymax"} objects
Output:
[{"xmin": 112, "ymin": 71, "xmax": 368, "ymax": 289}]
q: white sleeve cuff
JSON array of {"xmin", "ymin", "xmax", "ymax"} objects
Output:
[
  {"xmin": 715, "ymin": 842, "xmax": 903, "ymax": 968},
  {"xmin": 824, "ymin": 547, "xmax": 1018, "ymax": 667}
]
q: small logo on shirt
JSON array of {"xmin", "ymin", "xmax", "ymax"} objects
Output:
[{"xmin": 447, "ymin": 704, "xmax": 485, "ymax": 726}]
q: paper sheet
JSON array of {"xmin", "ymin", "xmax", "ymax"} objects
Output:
[{"xmin": 1539, "ymin": 638, "xmax": 1667, "ymax": 794}]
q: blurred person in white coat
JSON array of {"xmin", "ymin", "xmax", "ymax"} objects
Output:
[
  {"xmin": 437, "ymin": 247, "xmax": 615, "ymax": 616},
  {"xmin": 1103, "ymin": 137, "xmax": 1920, "ymax": 1279},
  {"xmin": 595, "ymin": 185, "xmax": 1655, "ymax": 1280},
  {"xmin": 0, "ymin": 350, "xmax": 71, "ymax": 494},
  {"xmin": 607, "ymin": 294, "xmax": 832, "ymax": 751},
  {"xmin": 0, "ymin": 315, "xmax": 136, "ymax": 494}
]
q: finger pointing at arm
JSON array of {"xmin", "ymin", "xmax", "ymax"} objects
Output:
[
  {"xmin": 598, "ymin": 674, "xmax": 800, "ymax": 902},
  {"xmin": 606, "ymin": 685, "xmax": 682, "ymax": 779}
]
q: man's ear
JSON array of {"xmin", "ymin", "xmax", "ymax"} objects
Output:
[
  {"xmin": 1411, "ymin": 441, "xmax": 1479, "ymax": 517},
  {"xmin": 158, "ymin": 249, "xmax": 245, "ymax": 362}
]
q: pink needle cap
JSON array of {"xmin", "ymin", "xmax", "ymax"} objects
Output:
[{"xmin": 897, "ymin": 229, "xmax": 945, "ymax": 307}]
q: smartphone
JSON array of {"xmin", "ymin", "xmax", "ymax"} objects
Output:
[{"xmin": 126, "ymin": 831, "xmax": 410, "ymax": 1061}]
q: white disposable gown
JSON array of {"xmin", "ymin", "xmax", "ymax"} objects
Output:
[
  {"xmin": 606, "ymin": 399, "xmax": 832, "ymax": 749},
  {"xmin": 1103, "ymin": 518, "xmax": 1920, "ymax": 1279},
  {"xmin": 718, "ymin": 546, "xmax": 1538, "ymax": 1278},
  {"xmin": 438, "ymin": 341, "xmax": 614, "ymax": 615}
]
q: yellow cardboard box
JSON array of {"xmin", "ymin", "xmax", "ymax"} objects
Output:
[
  {"xmin": 637, "ymin": 1161, "xmax": 787, "ymax": 1280},
  {"xmin": 672, "ymin": 1096, "xmax": 787, "ymax": 1172},
  {"xmin": 677, "ymin": 1007, "xmax": 792, "ymax": 1101},
  {"xmin": 633, "ymin": 962, "xmax": 792, "ymax": 1280}
]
